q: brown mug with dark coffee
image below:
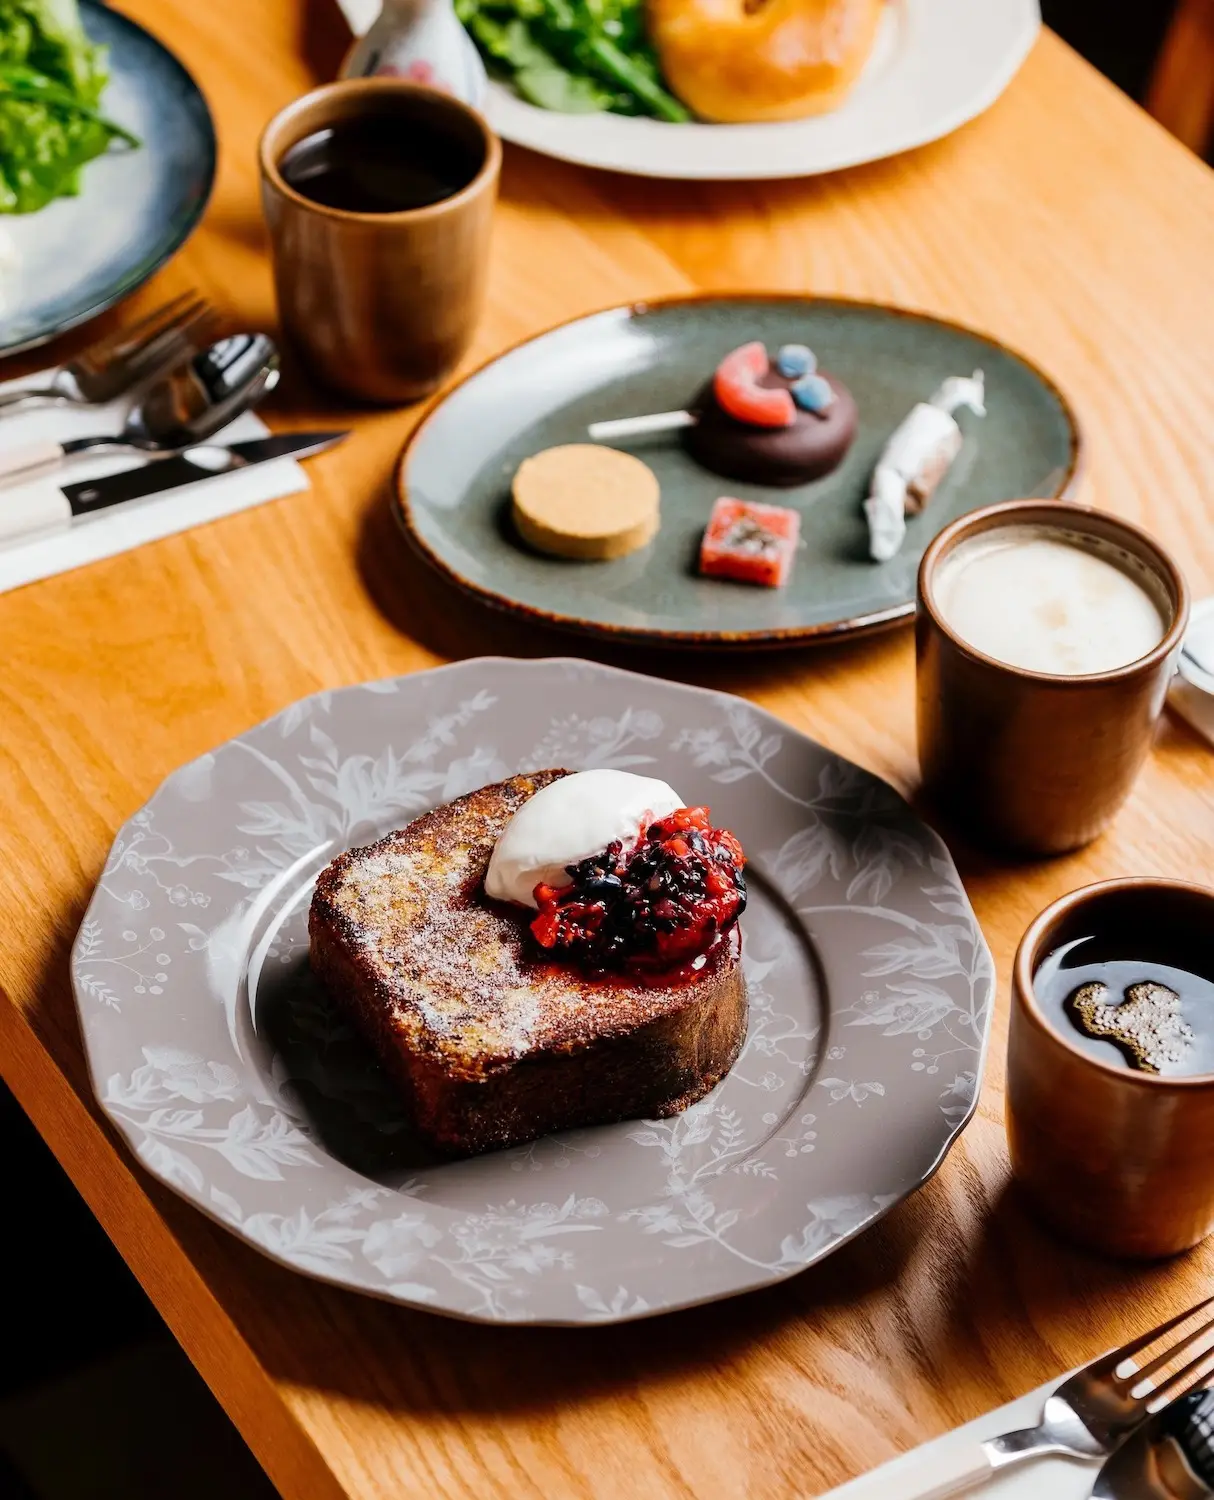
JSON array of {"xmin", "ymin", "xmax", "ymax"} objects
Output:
[
  {"xmin": 916, "ymin": 500, "xmax": 1189, "ymax": 856},
  {"xmin": 1008, "ymin": 878, "xmax": 1214, "ymax": 1259},
  {"xmin": 259, "ymin": 79, "xmax": 501, "ymax": 405}
]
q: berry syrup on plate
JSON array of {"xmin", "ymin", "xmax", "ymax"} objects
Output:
[{"xmin": 529, "ymin": 806, "xmax": 746, "ymax": 975}]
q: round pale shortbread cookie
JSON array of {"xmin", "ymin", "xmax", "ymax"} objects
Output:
[{"xmin": 512, "ymin": 444, "xmax": 660, "ymax": 560}]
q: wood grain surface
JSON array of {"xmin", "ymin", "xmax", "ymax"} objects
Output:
[{"xmin": 2, "ymin": 4, "xmax": 1214, "ymax": 1497}]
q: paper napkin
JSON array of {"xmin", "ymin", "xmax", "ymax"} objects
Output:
[
  {"xmin": 0, "ymin": 367, "xmax": 308, "ymax": 595},
  {"xmin": 1171, "ymin": 679, "xmax": 1214, "ymax": 746},
  {"xmin": 1169, "ymin": 598, "xmax": 1214, "ymax": 746}
]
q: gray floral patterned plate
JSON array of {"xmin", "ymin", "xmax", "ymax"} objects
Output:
[{"xmin": 72, "ymin": 659, "xmax": 994, "ymax": 1325}]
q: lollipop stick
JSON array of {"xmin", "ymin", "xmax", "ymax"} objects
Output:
[{"xmin": 587, "ymin": 410, "xmax": 696, "ymax": 442}]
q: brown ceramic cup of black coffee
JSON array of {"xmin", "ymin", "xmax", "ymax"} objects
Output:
[
  {"xmin": 916, "ymin": 500, "xmax": 1189, "ymax": 856},
  {"xmin": 259, "ymin": 79, "xmax": 500, "ymax": 404},
  {"xmin": 1007, "ymin": 878, "xmax": 1214, "ymax": 1259}
]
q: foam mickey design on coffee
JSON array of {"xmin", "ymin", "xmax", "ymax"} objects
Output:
[{"xmin": 1067, "ymin": 978, "xmax": 1195, "ymax": 1073}]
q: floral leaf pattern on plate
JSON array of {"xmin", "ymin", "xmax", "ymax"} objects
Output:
[{"xmin": 72, "ymin": 658, "xmax": 994, "ymax": 1325}]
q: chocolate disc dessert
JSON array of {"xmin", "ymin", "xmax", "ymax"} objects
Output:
[{"xmin": 684, "ymin": 340, "xmax": 859, "ymax": 488}]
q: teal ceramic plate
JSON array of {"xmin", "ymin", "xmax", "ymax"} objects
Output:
[
  {"xmin": 0, "ymin": 2, "xmax": 216, "ymax": 357},
  {"xmin": 396, "ymin": 296, "xmax": 1081, "ymax": 648}
]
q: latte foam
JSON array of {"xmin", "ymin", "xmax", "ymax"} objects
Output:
[{"xmin": 933, "ymin": 524, "xmax": 1168, "ymax": 676}]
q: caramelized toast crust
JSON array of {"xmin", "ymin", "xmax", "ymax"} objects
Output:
[{"xmin": 308, "ymin": 770, "xmax": 748, "ymax": 1156}]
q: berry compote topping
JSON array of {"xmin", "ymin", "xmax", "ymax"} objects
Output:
[{"xmin": 529, "ymin": 806, "xmax": 745, "ymax": 972}]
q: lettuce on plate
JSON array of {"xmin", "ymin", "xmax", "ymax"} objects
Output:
[
  {"xmin": 0, "ymin": 0, "xmax": 138, "ymax": 214},
  {"xmin": 456, "ymin": 0, "xmax": 689, "ymax": 122}
]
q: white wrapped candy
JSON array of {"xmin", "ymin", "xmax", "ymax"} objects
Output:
[{"xmin": 864, "ymin": 370, "xmax": 986, "ymax": 563}]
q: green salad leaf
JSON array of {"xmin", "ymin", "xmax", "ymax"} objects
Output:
[
  {"xmin": 456, "ymin": 0, "xmax": 689, "ymax": 123},
  {"xmin": 0, "ymin": 0, "xmax": 138, "ymax": 214}
]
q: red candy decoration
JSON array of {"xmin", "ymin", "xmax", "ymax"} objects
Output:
[
  {"xmin": 699, "ymin": 496, "xmax": 800, "ymax": 588},
  {"xmin": 713, "ymin": 341, "xmax": 796, "ymax": 429}
]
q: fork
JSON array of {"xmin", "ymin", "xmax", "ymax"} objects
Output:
[
  {"xmin": 0, "ymin": 292, "xmax": 216, "ymax": 414},
  {"xmin": 856, "ymin": 1294, "xmax": 1214, "ymax": 1498}
]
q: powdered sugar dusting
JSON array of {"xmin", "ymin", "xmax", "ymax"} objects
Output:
[{"xmin": 313, "ymin": 771, "xmax": 731, "ymax": 1070}]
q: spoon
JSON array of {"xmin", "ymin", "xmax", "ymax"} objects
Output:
[
  {"xmin": 0, "ymin": 333, "xmax": 281, "ymax": 483},
  {"xmin": 1092, "ymin": 1387, "xmax": 1214, "ymax": 1499}
]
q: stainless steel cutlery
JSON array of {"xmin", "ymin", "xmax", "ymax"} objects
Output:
[
  {"xmin": 0, "ymin": 333, "xmax": 281, "ymax": 483},
  {"xmin": 0, "ymin": 431, "xmax": 348, "ymax": 545},
  {"xmin": 1092, "ymin": 1386, "xmax": 1214, "ymax": 1498},
  {"xmin": 0, "ymin": 292, "xmax": 217, "ymax": 413}
]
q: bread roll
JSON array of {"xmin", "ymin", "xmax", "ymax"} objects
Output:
[{"xmin": 648, "ymin": 0, "xmax": 883, "ymax": 125}]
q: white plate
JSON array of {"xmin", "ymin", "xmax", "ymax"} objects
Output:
[{"xmin": 337, "ymin": 0, "xmax": 1039, "ymax": 180}]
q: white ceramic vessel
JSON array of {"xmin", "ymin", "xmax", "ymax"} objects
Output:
[{"xmin": 341, "ymin": 0, "xmax": 487, "ymax": 110}]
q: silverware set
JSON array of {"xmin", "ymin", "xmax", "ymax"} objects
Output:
[
  {"xmin": 0, "ymin": 294, "xmax": 348, "ymax": 542},
  {"xmin": 0, "ymin": 330, "xmax": 281, "ymax": 481},
  {"xmin": 889, "ymin": 1294, "xmax": 1214, "ymax": 1500}
]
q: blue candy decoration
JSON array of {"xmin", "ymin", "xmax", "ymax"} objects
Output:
[
  {"xmin": 792, "ymin": 372, "xmax": 834, "ymax": 415},
  {"xmin": 775, "ymin": 343, "xmax": 816, "ymax": 379}
]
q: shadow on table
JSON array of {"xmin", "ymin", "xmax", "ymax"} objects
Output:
[
  {"xmin": 491, "ymin": 120, "xmax": 967, "ymax": 235},
  {"xmin": 249, "ymin": 1170, "xmax": 933, "ymax": 1419},
  {"xmin": 923, "ymin": 1179, "xmax": 1198, "ymax": 1384},
  {"xmin": 247, "ymin": 1161, "xmax": 1194, "ymax": 1427}
]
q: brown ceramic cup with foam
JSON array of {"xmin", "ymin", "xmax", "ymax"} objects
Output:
[
  {"xmin": 1007, "ymin": 878, "xmax": 1214, "ymax": 1259},
  {"xmin": 916, "ymin": 500, "xmax": 1189, "ymax": 856},
  {"xmin": 259, "ymin": 80, "xmax": 500, "ymax": 405}
]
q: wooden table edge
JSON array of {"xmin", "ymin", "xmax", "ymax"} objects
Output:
[{"xmin": 0, "ymin": 988, "xmax": 350, "ymax": 1500}]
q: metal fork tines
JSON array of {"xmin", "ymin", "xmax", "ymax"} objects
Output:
[
  {"xmin": 0, "ymin": 292, "xmax": 217, "ymax": 414},
  {"xmin": 994, "ymin": 1294, "xmax": 1214, "ymax": 1466}
]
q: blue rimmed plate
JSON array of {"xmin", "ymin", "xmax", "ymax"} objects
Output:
[{"xmin": 0, "ymin": 2, "xmax": 216, "ymax": 357}]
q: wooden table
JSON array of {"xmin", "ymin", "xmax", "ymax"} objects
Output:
[{"xmin": 3, "ymin": 4, "xmax": 1214, "ymax": 1496}]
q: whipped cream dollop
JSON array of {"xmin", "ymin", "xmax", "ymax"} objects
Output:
[{"xmin": 484, "ymin": 769, "xmax": 684, "ymax": 909}]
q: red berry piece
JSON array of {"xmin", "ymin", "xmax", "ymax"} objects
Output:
[{"xmin": 713, "ymin": 342, "xmax": 796, "ymax": 429}]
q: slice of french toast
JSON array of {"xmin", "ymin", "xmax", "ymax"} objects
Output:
[{"xmin": 308, "ymin": 769, "xmax": 748, "ymax": 1157}]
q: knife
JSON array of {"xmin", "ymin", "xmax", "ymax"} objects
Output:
[{"xmin": 0, "ymin": 431, "xmax": 348, "ymax": 545}]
